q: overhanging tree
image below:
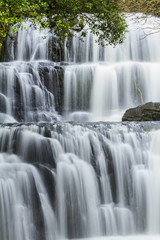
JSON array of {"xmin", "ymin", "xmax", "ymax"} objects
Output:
[{"xmin": 0, "ymin": 0, "xmax": 126, "ymax": 46}]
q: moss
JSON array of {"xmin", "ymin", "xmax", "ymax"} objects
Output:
[{"xmin": 143, "ymin": 116, "xmax": 152, "ymax": 121}]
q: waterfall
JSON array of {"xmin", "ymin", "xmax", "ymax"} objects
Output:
[
  {"xmin": 63, "ymin": 14, "xmax": 160, "ymax": 121},
  {"xmin": 1, "ymin": 14, "xmax": 160, "ymax": 123},
  {"xmin": 1, "ymin": 13, "xmax": 160, "ymax": 240},
  {"xmin": 1, "ymin": 122, "xmax": 160, "ymax": 239}
]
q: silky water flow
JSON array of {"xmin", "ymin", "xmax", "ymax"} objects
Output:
[{"xmin": 0, "ymin": 14, "xmax": 160, "ymax": 240}]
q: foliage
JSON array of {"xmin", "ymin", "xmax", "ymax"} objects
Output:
[
  {"xmin": 0, "ymin": 0, "xmax": 126, "ymax": 46},
  {"xmin": 0, "ymin": 0, "xmax": 47, "ymax": 42},
  {"xmin": 42, "ymin": 0, "xmax": 127, "ymax": 46}
]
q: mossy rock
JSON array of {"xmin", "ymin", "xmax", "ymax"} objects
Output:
[{"xmin": 122, "ymin": 102, "xmax": 160, "ymax": 121}]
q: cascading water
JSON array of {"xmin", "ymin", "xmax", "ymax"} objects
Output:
[
  {"xmin": 1, "ymin": 14, "xmax": 160, "ymax": 240},
  {"xmin": 0, "ymin": 22, "xmax": 64, "ymax": 123},
  {"xmin": 64, "ymin": 15, "xmax": 160, "ymax": 121},
  {"xmin": 1, "ymin": 122, "xmax": 160, "ymax": 240}
]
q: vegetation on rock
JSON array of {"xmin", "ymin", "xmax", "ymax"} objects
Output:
[{"xmin": 121, "ymin": 0, "xmax": 160, "ymax": 17}]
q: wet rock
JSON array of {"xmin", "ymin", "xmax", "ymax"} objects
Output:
[
  {"xmin": 122, "ymin": 102, "xmax": 160, "ymax": 121},
  {"xmin": 48, "ymin": 36, "xmax": 64, "ymax": 62},
  {"xmin": 38, "ymin": 63, "xmax": 64, "ymax": 114},
  {"xmin": 0, "ymin": 93, "xmax": 7, "ymax": 113}
]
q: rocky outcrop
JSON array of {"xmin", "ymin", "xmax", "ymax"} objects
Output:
[
  {"xmin": 122, "ymin": 102, "xmax": 160, "ymax": 121},
  {"xmin": 38, "ymin": 63, "xmax": 64, "ymax": 114}
]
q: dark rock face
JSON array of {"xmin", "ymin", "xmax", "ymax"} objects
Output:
[
  {"xmin": 48, "ymin": 36, "xmax": 64, "ymax": 62},
  {"xmin": 122, "ymin": 102, "xmax": 160, "ymax": 121},
  {"xmin": 38, "ymin": 63, "xmax": 64, "ymax": 114},
  {"xmin": 0, "ymin": 93, "xmax": 7, "ymax": 113}
]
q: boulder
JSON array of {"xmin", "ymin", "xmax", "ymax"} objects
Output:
[{"xmin": 122, "ymin": 102, "xmax": 160, "ymax": 121}]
